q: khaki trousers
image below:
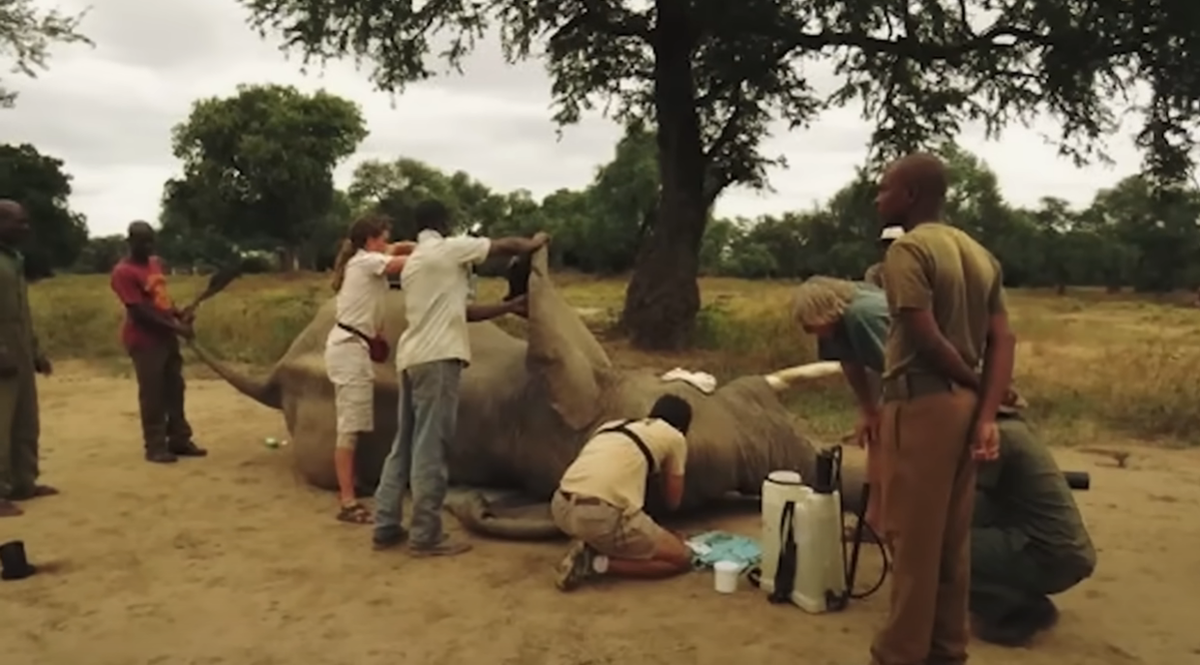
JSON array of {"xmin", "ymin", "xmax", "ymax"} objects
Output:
[{"xmin": 871, "ymin": 382, "xmax": 978, "ymax": 665}]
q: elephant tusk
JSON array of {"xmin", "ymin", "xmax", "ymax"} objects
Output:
[{"xmin": 765, "ymin": 361, "xmax": 843, "ymax": 391}]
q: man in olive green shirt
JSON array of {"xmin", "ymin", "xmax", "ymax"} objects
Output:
[
  {"xmin": 868, "ymin": 153, "xmax": 1017, "ymax": 665},
  {"xmin": 972, "ymin": 407, "xmax": 1096, "ymax": 646},
  {"xmin": 0, "ymin": 200, "xmax": 56, "ymax": 518}
]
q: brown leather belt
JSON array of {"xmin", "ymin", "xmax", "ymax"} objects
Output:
[
  {"xmin": 881, "ymin": 373, "xmax": 957, "ymax": 403},
  {"xmin": 557, "ymin": 490, "xmax": 603, "ymax": 505}
]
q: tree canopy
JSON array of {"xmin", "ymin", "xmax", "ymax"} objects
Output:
[
  {"xmin": 161, "ymin": 83, "xmax": 368, "ymax": 269},
  {"xmin": 237, "ymin": 0, "xmax": 1200, "ymax": 348},
  {"xmin": 0, "ymin": 0, "xmax": 91, "ymax": 108},
  {"xmin": 0, "ymin": 142, "xmax": 88, "ymax": 278}
]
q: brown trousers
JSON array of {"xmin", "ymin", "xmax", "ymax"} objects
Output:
[
  {"xmin": 871, "ymin": 382, "xmax": 978, "ymax": 665},
  {"xmin": 129, "ymin": 338, "xmax": 192, "ymax": 453}
]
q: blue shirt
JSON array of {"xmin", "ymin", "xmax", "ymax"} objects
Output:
[{"xmin": 815, "ymin": 282, "xmax": 889, "ymax": 373}]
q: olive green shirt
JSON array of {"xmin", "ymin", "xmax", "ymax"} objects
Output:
[
  {"xmin": 977, "ymin": 417, "xmax": 1097, "ymax": 574},
  {"xmin": 0, "ymin": 245, "xmax": 40, "ymax": 373},
  {"xmin": 880, "ymin": 222, "xmax": 1006, "ymax": 380}
]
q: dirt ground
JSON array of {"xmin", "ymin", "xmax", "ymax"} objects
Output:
[{"xmin": 2, "ymin": 367, "xmax": 1198, "ymax": 665}]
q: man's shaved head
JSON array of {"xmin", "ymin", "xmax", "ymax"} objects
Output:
[
  {"xmin": 875, "ymin": 152, "xmax": 949, "ymax": 230},
  {"xmin": 0, "ymin": 199, "xmax": 24, "ymax": 220},
  {"xmin": 126, "ymin": 220, "xmax": 156, "ymax": 262},
  {"xmin": 0, "ymin": 199, "xmax": 30, "ymax": 246}
]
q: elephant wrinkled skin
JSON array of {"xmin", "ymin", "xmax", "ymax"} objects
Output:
[{"xmin": 190, "ymin": 247, "xmax": 865, "ymax": 539}]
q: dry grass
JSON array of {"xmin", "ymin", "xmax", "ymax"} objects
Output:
[{"xmin": 30, "ymin": 272, "xmax": 1200, "ymax": 447}]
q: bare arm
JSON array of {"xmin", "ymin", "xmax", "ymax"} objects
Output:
[
  {"xmin": 381, "ymin": 256, "xmax": 408, "ymax": 275},
  {"xmin": 387, "ymin": 241, "xmax": 416, "ymax": 256},
  {"xmin": 466, "ymin": 300, "xmax": 519, "ymax": 322},
  {"xmin": 841, "ymin": 361, "xmax": 880, "ymax": 412},
  {"xmin": 128, "ymin": 303, "xmax": 187, "ymax": 334},
  {"xmin": 975, "ymin": 277, "xmax": 1017, "ymax": 423},
  {"xmin": 896, "ymin": 309, "xmax": 981, "ymax": 390},
  {"xmin": 662, "ymin": 473, "xmax": 685, "ymax": 511},
  {"xmin": 487, "ymin": 232, "xmax": 549, "ymax": 258}
]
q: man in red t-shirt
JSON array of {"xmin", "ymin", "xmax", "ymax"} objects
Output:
[{"xmin": 110, "ymin": 221, "xmax": 207, "ymax": 464}]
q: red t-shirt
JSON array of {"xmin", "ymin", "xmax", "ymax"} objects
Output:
[{"xmin": 110, "ymin": 256, "xmax": 176, "ymax": 349}]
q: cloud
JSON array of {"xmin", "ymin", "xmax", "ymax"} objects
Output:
[{"xmin": 6, "ymin": 0, "xmax": 1148, "ymax": 236}]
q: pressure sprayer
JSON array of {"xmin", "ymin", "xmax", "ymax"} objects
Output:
[
  {"xmin": 746, "ymin": 444, "xmax": 1092, "ymax": 613},
  {"xmin": 747, "ymin": 444, "xmax": 890, "ymax": 613}
]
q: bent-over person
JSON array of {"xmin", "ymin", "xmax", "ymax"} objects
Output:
[
  {"xmin": 110, "ymin": 221, "xmax": 207, "ymax": 464},
  {"xmin": 0, "ymin": 200, "xmax": 56, "ymax": 517},
  {"xmin": 868, "ymin": 153, "xmax": 1016, "ymax": 665},
  {"xmin": 552, "ymin": 394, "xmax": 694, "ymax": 591},
  {"xmin": 789, "ymin": 275, "xmax": 887, "ymax": 532}
]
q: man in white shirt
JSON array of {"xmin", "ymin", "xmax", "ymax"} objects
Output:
[
  {"xmin": 551, "ymin": 394, "xmax": 695, "ymax": 591},
  {"xmin": 372, "ymin": 199, "xmax": 550, "ymax": 556}
]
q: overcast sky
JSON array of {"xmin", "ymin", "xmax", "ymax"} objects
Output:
[{"xmin": 6, "ymin": 0, "xmax": 1151, "ymax": 237}]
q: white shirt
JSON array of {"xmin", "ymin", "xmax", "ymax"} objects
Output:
[
  {"xmin": 327, "ymin": 249, "xmax": 391, "ymax": 346},
  {"xmin": 395, "ymin": 229, "xmax": 491, "ymax": 371}
]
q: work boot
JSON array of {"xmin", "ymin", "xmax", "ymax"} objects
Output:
[
  {"xmin": 145, "ymin": 449, "xmax": 178, "ymax": 464},
  {"xmin": 169, "ymin": 441, "xmax": 208, "ymax": 457},
  {"xmin": 408, "ymin": 535, "xmax": 471, "ymax": 558},
  {"xmin": 554, "ymin": 540, "xmax": 599, "ymax": 591}
]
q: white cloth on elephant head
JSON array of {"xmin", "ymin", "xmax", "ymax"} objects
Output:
[
  {"xmin": 325, "ymin": 341, "xmax": 375, "ymax": 434},
  {"xmin": 659, "ymin": 368, "xmax": 718, "ymax": 394},
  {"xmin": 394, "ymin": 229, "xmax": 491, "ymax": 372},
  {"xmin": 327, "ymin": 249, "xmax": 390, "ymax": 344}
]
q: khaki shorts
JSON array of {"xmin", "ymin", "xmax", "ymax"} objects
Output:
[
  {"xmin": 550, "ymin": 490, "xmax": 665, "ymax": 560},
  {"xmin": 325, "ymin": 341, "xmax": 374, "ymax": 434}
]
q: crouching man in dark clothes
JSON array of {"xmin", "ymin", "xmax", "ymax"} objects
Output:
[{"xmin": 971, "ymin": 398, "xmax": 1097, "ymax": 646}]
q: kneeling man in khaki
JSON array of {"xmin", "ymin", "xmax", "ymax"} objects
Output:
[{"xmin": 551, "ymin": 394, "xmax": 694, "ymax": 591}]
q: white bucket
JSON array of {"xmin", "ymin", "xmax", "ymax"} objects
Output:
[{"xmin": 713, "ymin": 560, "xmax": 741, "ymax": 594}]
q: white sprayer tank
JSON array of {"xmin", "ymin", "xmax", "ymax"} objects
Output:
[
  {"xmin": 758, "ymin": 469, "xmax": 848, "ymax": 613},
  {"xmin": 759, "ymin": 471, "xmax": 812, "ymax": 594}
]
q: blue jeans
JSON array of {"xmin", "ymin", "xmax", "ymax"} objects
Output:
[{"xmin": 373, "ymin": 359, "xmax": 462, "ymax": 547}]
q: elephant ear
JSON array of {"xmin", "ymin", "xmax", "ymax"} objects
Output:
[{"xmin": 524, "ymin": 245, "xmax": 611, "ymax": 429}]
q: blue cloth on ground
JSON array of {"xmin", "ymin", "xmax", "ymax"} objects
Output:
[{"xmin": 686, "ymin": 531, "xmax": 761, "ymax": 571}]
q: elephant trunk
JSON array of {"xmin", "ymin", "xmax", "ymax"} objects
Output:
[{"xmin": 444, "ymin": 491, "xmax": 567, "ymax": 541}]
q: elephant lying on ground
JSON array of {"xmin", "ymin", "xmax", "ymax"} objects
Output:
[{"xmin": 190, "ymin": 246, "xmax": 866, "ymax": 539}]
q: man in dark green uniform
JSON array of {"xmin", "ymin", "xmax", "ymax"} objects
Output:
[
  {"xmin": 0, "ymin": 200, "xmax": 56, "ymax": 518},
  {"xmin": 971, "ymin": 407, "xmax": 1096, "ymax": 646}
]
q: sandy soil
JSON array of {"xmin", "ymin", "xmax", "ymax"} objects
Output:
[{"xmin": 2, "ymin": 366, "xmax": 1198, "ymax": 665}]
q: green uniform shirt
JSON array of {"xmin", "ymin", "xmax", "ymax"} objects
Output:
[
  {"xmin": 881, "ymin": 222, "xmax": 1007, "ymax": 380},
  {"xmin": 977, "ymin": 418, "xmax": 1097, "ymax": 574},
  {"xmin": 0, "ymin": 244, "xmax": 38, "ymax": 372},
  {"xmin": 816, "ymin": 282, "xmax": 888, "ymax": 374}
]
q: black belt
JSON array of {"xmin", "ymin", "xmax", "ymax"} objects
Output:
[
  {"xmin": 881, "ymin": 373, "xmax": 957, "ymax": 403},
  {"xmin": 557, "ymin": 490, "xmax": 602, "ymax": 505}
]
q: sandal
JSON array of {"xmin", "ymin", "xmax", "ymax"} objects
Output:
[
  {"xmin": 337, "ymin": 502, "xmax": 373, "ymax": 525},
  {"xmin": 0, "ymin": 499, "xmax": 23, "ymax": 517},
  {"xmin": 12, "ymin": 485, "xmax": 59, "ymax": 501}
]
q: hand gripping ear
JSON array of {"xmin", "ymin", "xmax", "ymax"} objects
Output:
[{"xmin": 523, "ymin": 245, "xmax": 611, "ymax": 429}]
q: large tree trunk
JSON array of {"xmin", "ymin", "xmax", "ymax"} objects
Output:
[{"xmin": 621, "ymin": 3, "xmax": 708, "ymax": 351}]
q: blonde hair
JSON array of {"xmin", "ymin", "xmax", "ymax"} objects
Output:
[
  {"xmin": 790, "ymin": 276, "xmax": 858, "ymax": 328},
  {"xmin": 330, "ymin": 215, "xmax": 391, "ymax": 292}
]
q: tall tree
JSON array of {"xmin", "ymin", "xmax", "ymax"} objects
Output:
[
  {"xmin": 0, "ymin": 0, "xmax": 91, "ymax": 107},
  {"xmin": 238, "ymin": 0, "xmax": 1200, "ymax": 348},
  {"xmin": 0, "ymin": 143, "xmax": 88, "ymax": 278},
  {"xmin": 163, "ymin": 83, "xmax": 368, "ymax": 269}
]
